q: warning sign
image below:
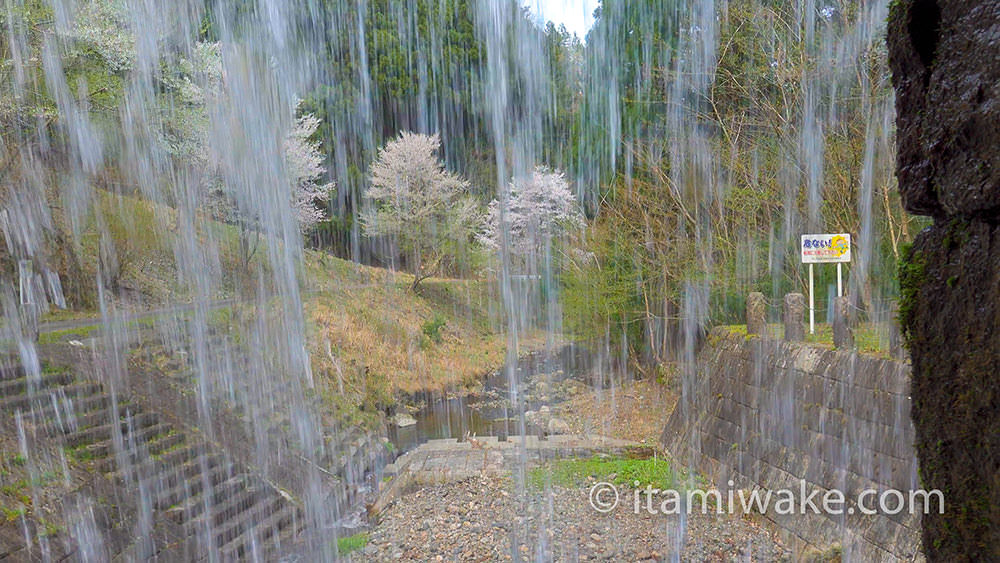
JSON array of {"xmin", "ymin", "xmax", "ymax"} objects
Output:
[{"xmin": 800, "ymin": 234, "xmax": 851, "ymax": 263}]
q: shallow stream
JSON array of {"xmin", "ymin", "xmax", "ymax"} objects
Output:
[{"xmin": 386, "ymin": 344, "xmax": 613, "ymax": 455}]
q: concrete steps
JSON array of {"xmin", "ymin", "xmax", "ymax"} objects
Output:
[
  {"xmin": 169, "ymin": 474, "xmax": 256, "ymax": 524},
  {"xmin": 71, "ymin": 422, "xmax": 173, "ymax": 460},
  {"xmin": 96, "ymin": 430, "xmax": 187, "ymax": 472},
  {"xmin": 0, "ymin": 365, "xmax": 306, "ymax": 559},
  {"xmin": 0, "ymin": 365, "xmax": 26, "ymax": 380},
  {"xmin": 22, "ymin": 392, "xmax": 118, "ymax": 429},
  {"xmin": 66, "ymin": 402, "xmax": 144, "ymax": 433},
  {"xmin": 64, "ymin": 412, "xmax": 159, "ymax": 447},
  {"xmin": 0, "ymin": 382, "xmax": 103, "ymax": 412},
  {"xmin": 217, "ymin": 496, "xmax": 303, "ymax": 560},
  {"xmin": 137, "ymin": 453, "xmax": 224, "ymax": 499},
  {"xmin": 105, "ymin": 442, "xmax": 208, "ymax": 480},
  {"xmin": 154, "ymin": 459, "xmax": 235, "ymax": 511},
  {"xmin": 0, "ymin": 372, "xmax": 74, "ymax": 397}
]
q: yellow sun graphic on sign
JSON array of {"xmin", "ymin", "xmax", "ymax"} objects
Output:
[{"xmin": 830, "ymin": 235, "xmax": 849, "ymax": 257}]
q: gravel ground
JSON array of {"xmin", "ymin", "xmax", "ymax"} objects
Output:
[{"xmin": 360, "ymin": 475, "xmax": 792, "ymax": 562}]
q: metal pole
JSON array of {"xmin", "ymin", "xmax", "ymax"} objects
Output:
[
  {"xmin": 18, "ymin": 260, "xmax": 31, "ymax": 305},
  {"xmin": 809, "ymin": 263, "xmax": 815, "ymax": 334},
  {"xmin": 837, "ymin": 263, "xmax": 843, "ymax": 298}
]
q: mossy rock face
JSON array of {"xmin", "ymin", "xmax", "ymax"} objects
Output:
[
  {"xmin": 896, "ymin": 241, "xmax": 925, "ymax": 347},
  {"xmin": 888, "ymin": 0, "xmax": 1000, "ymax": 217},
  {"xmin": 889, "ymin": 0, "xmax": 1000, "ymax": 558},
  {"xmin": 897, "ymin": 203, "xmax": 1000, "ymax": 558}
]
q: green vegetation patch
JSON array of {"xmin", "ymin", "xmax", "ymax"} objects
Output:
[
  {"xmin": 897, "ymin": 241, "xmax": 926, "ymax": 347},
  {"xmin": 420, "ymin": 314, "xmax": 447, "ymax": 345},
  {"xmin": 2, "ymin": 505, "xmax": 26, "ymax": 523},
  {"xmin": 336, "ymin": 532, "xmax": 369, "ymax": 556},
  {"xmin": 528, "ymin": 454, "xmax": 676, "ymax": 491},
  {"xmin": 38, "ymin": 324, "xmax": 102, "ymax": 344},
  {"xmin": 719, "ymin": 323, "xmax": 893, "ymax": 357}
]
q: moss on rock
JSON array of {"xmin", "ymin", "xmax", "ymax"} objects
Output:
[{"xmin": 889, "ymin": 0, "xmax": 1000, "ymax": 558}]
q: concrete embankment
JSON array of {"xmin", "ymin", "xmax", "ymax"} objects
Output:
[{"xmin": 661, "ymin": 328, "xmax": 922, "ymax": 561}]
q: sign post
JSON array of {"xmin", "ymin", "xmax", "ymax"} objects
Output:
[
  {"xmin": 809, "ymin": 263, "xmax": 815, "ymax": 333},
  {"xmin": 18, "ymin": 260, "xmax": 32, "ymax": 305},
  {"xmin": 837, "ymin": 263, "xmax": 843, "ymax": 297},
  {"xmin": 800, "ymin": 234, "xmax": 852, "ymax": 334}
]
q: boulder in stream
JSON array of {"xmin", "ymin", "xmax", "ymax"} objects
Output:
[
  {"xmin": 393, "ymin": 413, "xmax": 417, "ymax": 428},
  {"xmin": 547, "ymin": 417, "xmax": 571, "ymax": 435}
]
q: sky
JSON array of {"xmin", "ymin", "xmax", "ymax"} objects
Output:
[{"xmin": 521, "ymin": 0, "xmax": 600, "ymax": 39}]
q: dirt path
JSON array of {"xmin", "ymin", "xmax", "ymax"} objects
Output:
[{"xmin": 35, "ymin": 299, "xmax": 238, "ymax": 334}]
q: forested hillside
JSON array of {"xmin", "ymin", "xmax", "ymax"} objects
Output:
[
  {"xmin": 1, "ymin": 0, "xmax": 919, "ymax": 362},
  {"xmin": 562, "ymin": 0, "xmax": 920, "ymax": 361},
  {"xmin": 303, "ymin": 0, "xmax": 582, "ymax": 259},
  {"xmin": 302, "ymin": 0, "xmax": 919, "ymax": 362},
  {"xmin": 0, "ymin": 0, "xmax": 581, "ymax": 300}
]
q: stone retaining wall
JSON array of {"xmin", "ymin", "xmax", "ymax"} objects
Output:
[{"xmin": 661, "ymin": 328, "xmax": 923, "ymax": 561}]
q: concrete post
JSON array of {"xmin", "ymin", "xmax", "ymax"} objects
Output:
[
  {"xmin": 888, "ymin": 301, "xmax": 905, "ymax": 359},
  {"xmin": 832, "ymin": 296, "xmax": 854, "ymax": 349},
  {"xmin": 746, "ymin": 292, "xmax": 766, "ymax": 336},
  {"xmin": 783, "ymin": 293, "xmax": 806, "ymax": 342}
]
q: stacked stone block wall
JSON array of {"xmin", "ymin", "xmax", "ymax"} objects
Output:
[{"xmin": 661, "ymin": 328, "xmax": 922, "ymax": 560}]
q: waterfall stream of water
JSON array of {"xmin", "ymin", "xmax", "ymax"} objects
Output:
[{"xmin": 1, "ymin": 0, "xmax": 901, "ymax": 559}]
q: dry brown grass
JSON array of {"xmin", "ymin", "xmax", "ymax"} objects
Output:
[
  {"xmin": 553, "ymin": 377, "xmax": 678, "ymax": 444},
  {"xmin": 33, "ymin": 191, "xmax": 525, "ymax": 403},
  {"xmin": 304, "ymin": 254, "xmax": 537, "ymax": 398}
]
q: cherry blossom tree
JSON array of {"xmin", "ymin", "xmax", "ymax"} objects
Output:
[
  {"xmin": 222, "ymin": 105, "xmax": 331, "ymax": 272},
  {"xmin": 361, "ymin": 132, "xmax": 479, "ymax": 290},
  {"xmin": 156, "ymin": 44, "xmax": 331, "ymax": 233},
  {"xmin": 67, "ymin": 0, "xmax": 136, "ymax": 72},
  {"xmin": 285, "ymin": 112, "xmax": 333, "ymax": 230},
  {"xmin": 480, "ymin": 167, "xmax": 584, "ymax": 260}
]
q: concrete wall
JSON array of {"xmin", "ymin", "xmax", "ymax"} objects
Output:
[{"xmin": 661, "ymin": 328, "xmax": 923, "ymax": 561}]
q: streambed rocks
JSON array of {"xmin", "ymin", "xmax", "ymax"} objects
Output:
[
  {"xmin": 393, "ymin": 357, "xmax": 596, "ymax": 446},
  {"xmin": 546, "ymin": 416, "xmax": 571, "ymax": 435},
  {"xmin": 524, "ymin": 406, "xmax": 571, "ymax": 434},
  {"xmin": 362, "ymin": 476, "xmax": 792, "ymax": 561}
]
